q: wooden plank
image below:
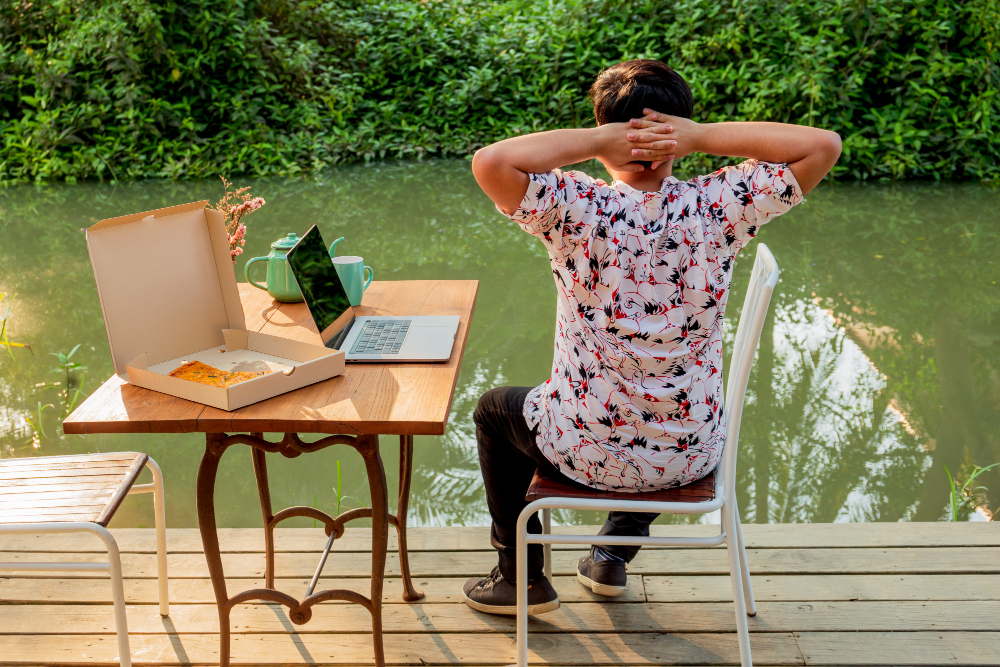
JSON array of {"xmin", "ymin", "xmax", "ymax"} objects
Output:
[
  {"xmin": 1, "ymin": 601, "xmax": 995, "ymax": 635},
  {"xmin": 0, "ymin": 474, "xmax": 131, "ymax": 489},
  {"xmin": 528, "ymin": 469, "xmax": 715, "ymax": 502},
  {"xmin": 4, "ymin": 630, "xmax": 997, "ymax": 666},
  {"xmin": 0, "ymin": 631, "xmax": 804, "ymax": 665},
  {"xmin": 0, "ymin": 453, "xmax": 141, "ymax": 469},
  {"xmin": 2, "ymin": 524, "xmax": 997, "ymax": 554},
  {"xmin": 0, "ymin": 513, "xmax": 104, "ymax": 525},
  {"xmin": 0, "ymin": 481, "xmax": 135, "ymax": 497},
  {"xmin": 63, "ymin": 374, "xmax": 205, "ymax": 435},
  {"xmin": 0, "ymin": 504, "xmax": 107, "ymax": 519},
  {"xmin": 795, "ymin": 631, "xmax": 1000, "ymax": 665},
  {"xmin": 5, "ymin": 546, "xmax": 996, "ymax": 579},
  {"xmin": 643, "ymin": 574, "xmax": 1000, "ymax": 602},
  {"xmin": 626, "ymin": 546, "xmax": 1000, "ymax": 576},
  {"xmin": 2, "ymin": 570, "xmax": 994, "ymax": 607},
  {"xmin": 0, "ymin": 465, "xmax": 133, "ymax": 480},
  {"xmin": 0, "ymin": 491, "xmax": 115, "ymax": 508},
  {"xmin": 64, "ymin": 280, "xmax": 478, "ymax": 436},
  {"xmin": 0, "ymin": 575, "xmax": 645, "ymax": 605}
]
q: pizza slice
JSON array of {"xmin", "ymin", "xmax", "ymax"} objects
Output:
[{"xmin": 168, "ymin": 360, "xmax": 272, "ymax": 388}]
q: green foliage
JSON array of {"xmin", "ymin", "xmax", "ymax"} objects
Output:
[
  {"xmin": 49, "ymin": 343, "xmax": 87, "ymax": 416},
  {"xmin": 945, "ymin": 462, "xmax": 998, "ymax": 521},
  {"xmin": 2, "ymin": 0, "xmax": 998, "ymax": 182},
  {"xmin": 0, "ymin": 292, "xmax": 32, "ymax": 358},
  {"xmin": 334, "ymin": 460, "xmax": 368, "ymax": 515},
  {"xmin": 22, "ymin": 401, "xmax": 54, "ymax": 441}
]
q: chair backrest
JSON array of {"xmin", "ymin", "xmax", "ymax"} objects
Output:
[{"xmin": 720, "ymin": 243, "xmax": 780, "ymax": 502}]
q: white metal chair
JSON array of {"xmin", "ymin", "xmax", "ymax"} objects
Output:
[
  {"xmin": 514, "ymin": 243, "xmax": 781, "ymax": 667},
  {"xmin": 0, "ymin": 452, "xmax": 169, "ymax": 667}
]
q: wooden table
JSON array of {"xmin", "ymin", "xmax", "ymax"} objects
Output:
[{"xmin": 64, "ymin": 280, "xmax": 478, "ymax": 667}]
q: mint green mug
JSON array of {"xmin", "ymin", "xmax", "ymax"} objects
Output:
[{"xmin": 332, "ymin": 255, "xmax": 374, "ymax": 306}]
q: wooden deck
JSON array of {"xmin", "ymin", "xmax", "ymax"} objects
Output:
[{"xmin": 1, "ymin": 523, "xmax": 998, "ymax": 665}]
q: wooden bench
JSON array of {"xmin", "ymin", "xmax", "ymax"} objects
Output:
[{"xmin": 0, "ymin": 452, "xmax": 169, "ymax": 667}]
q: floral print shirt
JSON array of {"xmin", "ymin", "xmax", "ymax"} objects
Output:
[{"xmin": 502, "ymin": 160, "xmax": 803, "ymax": 490}]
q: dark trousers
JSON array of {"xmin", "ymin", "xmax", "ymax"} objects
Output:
[{"xmin": 474, "ymin": 385, "xmax": 658, "ymax": 583}]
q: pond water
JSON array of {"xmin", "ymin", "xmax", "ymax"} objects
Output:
[{"xmin": 1, "ymin": 161, "xmax": 998, "ymax": 529}]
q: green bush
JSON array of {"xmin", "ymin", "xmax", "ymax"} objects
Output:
[{"xmin": 2, "ymin": 0, "xmax": 998, "ymax": 183}]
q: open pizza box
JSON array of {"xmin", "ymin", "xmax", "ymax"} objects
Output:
[{"xmin": 86, "ymin": 200, "xmax": 345, "ymax": 411}]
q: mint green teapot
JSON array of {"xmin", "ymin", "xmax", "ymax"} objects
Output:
[{"xmin": 244, "ymin": 233, "xmax": 348, "ymax": 303}]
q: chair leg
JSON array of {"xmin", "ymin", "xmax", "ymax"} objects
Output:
[
  {"xmin": 516, "ymin": 510, "xmax": 530, "ymax": 667},
  {"xmin": 541, "ymin": 508, "xmax": 552, "ymax": 581},
  {"xmin": 734, "ymin": 504, "xmax": 755, "ymax": 616},
  {"xmin": 724, "ymin": 503, "xmax": 752, "ymax": 667},
  {"xmin": 103, "ymin": 532, "xmax": 133, "ymax": 667},
  {"xmin": 147, "ymin": 457, "xmax": 170, "ymax": 616}
]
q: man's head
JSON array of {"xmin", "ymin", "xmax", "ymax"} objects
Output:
[
  {"xmin": 590, "ymin": 60, "xmax": 693, "ymax": 179},
  {"xmin": 590, "ymin": 59, "xmax": 693, "ymax": 126}
]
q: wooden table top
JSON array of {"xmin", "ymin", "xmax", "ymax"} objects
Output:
[{"xmin": 63, "ymin": 280, "xmax": 478, "ymax": 436}]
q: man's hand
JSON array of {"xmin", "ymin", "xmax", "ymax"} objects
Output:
[
  {"xmin": 472, "ymin": 123, "xmax": 680, "ymax": 214},
  {"xmin": 626, "ymin": 108, "xmax": 842, "ymax": 194},
  {"xmin": 593, "ymin": 122, "xmax": 677, "ymax": 173},
  {"xmin": 625, "ymin": 113, "xmax": 702, "ymax": 169}
]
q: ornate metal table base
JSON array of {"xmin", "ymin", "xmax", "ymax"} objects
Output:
[{"xmin": 197, "ymin": 432, "xmax": 426, "ymax": 667}]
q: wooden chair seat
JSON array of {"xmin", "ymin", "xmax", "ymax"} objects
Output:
[
  {"xmin": 0, "ymin": 452, "xmax": 149, "ymax": 526},
  {"xmin": 525, "ymin": 467, "xmax": 716, "ymax": 503}
]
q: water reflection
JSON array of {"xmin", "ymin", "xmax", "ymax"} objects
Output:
[
  {"xmin": 740, "ymin": 300, "xmax": 924, "ymax": 523},
  {"xmin": 0, "ymin": 164, "xmax": 997, "ymax": 526}
]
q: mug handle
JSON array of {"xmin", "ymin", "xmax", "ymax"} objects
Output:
[
  {"xmin": 363, "ymin": 266, "xmax": 374, "ymax": 290},
  {"xmin": 244, "ymin": 257, "xmax": 269, "ymax": 291}
]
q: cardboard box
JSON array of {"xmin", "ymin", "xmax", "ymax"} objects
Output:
[{"xmin": 86, "ymin": 201, "xmax": 345, "ymax": 411}]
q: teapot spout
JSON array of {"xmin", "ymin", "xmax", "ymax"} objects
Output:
[{"xmin": 329, "ymin": 237, "xmax": 345, "ymax": 257}]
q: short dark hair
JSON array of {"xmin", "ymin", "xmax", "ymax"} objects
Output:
[{"xmin": 590, "ymin": 60, "xmax": 693, "ymax": 125}]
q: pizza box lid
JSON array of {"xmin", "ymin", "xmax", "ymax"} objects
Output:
[{"xmin": 85, "ymin": 201, "xmax": 248, "ymax": 380}]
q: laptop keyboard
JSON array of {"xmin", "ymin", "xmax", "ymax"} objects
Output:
[{"xmin": 350, "ymin": 319, "xmax": 411, "ymax": 355}]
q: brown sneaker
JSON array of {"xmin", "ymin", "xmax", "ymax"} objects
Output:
[
  {"xmin": 577, "ymin": 549, "xmax": 628, "ymax": 597},
  {"xmin": 462, "ymin": 566, "xmax": 560, "ymax": 616}
]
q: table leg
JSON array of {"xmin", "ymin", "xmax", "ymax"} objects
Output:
[
  {"xmin": 250, "ymin": 441, "xmax": 276, "ymax": 588},
  {"xmin": 396, "ymin": 434, "xmax": 425, "ymax": 601},
  {"xmin": 358, "ymin": 434, "xmax": 389, "ymax": 667},
  {"xmin": 197, "ymin": 432, "xmax": 390, "ymax": 667},
  {"xmin": 197, "ymin": 433, "xmax": 232, "ymax": 667}
]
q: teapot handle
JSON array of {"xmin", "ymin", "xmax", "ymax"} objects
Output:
[
  {"xmin": 329, "ymin": 237, "xmax": 345, "ymax": 257},
  {"xmin": 244, "ymin": 257, "xmax": 269, "ymax": 291}
]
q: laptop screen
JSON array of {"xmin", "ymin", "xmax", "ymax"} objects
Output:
[{"xmin": 286, "ymin": 225, "xmax": 355, "ymax": 349}]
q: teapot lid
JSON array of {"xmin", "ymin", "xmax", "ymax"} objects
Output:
[{"xmin": 271, "ymin": 233, "xmax": 299, "ymax": 249}]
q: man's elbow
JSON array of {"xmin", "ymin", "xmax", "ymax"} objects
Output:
[
  {"xmin": 471, "ymin": 145, "xmax": 502, "ymax": 183},
  {"xmin": 820, "ymin": 130, "xmax": 842, "ymax": 165}
]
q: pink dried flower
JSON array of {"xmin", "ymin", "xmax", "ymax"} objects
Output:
[{"xmin": 214, "ymin": 177, "xmax": 266, "ymax": 264}]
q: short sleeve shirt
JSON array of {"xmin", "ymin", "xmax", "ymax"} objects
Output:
[{"xmin": 501, "ymin": 160, "xmax": 803, "ymax": 490}]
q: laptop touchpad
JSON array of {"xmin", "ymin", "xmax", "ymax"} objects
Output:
[{"xmin": 402, "ymin": 326, "xmax": 456, "ymax": 356}]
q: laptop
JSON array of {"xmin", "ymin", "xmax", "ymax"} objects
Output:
[{"xmin": 286, "ymin": 225, "xmax": 460, "ymax": 362}]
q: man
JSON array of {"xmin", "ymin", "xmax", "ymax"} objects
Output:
[{"xmin": 464, "ymin": 59, "xmax": 841, "ymax": 615}]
